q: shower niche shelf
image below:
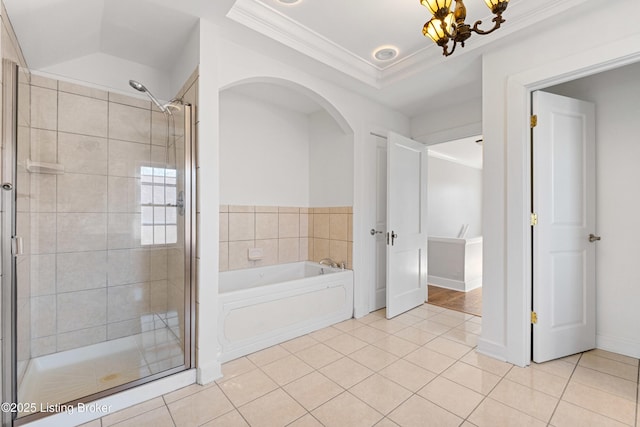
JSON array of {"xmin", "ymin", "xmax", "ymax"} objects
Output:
[{"xmin": 25, "ymin": 159, "xmax": 64, "ymax": 174}]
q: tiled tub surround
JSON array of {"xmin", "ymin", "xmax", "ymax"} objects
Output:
[
  {"xmin": 18, "ymin": 73, "xmax": 186, "ymax": 359},
  {"xmin": 219, "ymin": 205, "xmax": 353, "ymax": 272}
]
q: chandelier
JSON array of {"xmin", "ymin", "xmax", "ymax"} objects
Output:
[{"xmin": 421, "ymin": 0, "xmax": 509, "ymax": 56}]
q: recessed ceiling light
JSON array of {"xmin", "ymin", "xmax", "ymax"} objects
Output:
[
  {"xmin": 373, "ymin": 47, "xmax": 398, "ymax": 61},
  {"xmin": 277, "ymin": 0, "xmax": 301, "ymax": 4}
]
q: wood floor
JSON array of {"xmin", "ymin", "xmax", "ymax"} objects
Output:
[{"xmin": 427, "ymin": 285, "xmax": 482, "ymax": 317}]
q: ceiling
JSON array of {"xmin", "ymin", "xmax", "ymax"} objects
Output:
[{"xmin": 4, "ymin": 0, "xmax": 588, "ymax": 115}]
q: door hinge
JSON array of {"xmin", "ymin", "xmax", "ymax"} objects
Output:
[
  {"xmin": 531, "ymin": 115, "xmax": 538, "ymax": 128},
  {"xmin": 530, "ymin": 212, "xmax": 538, "ymax": 226},
  {"xmin": 531, "ymin": 311, "xmax": 538, "ymax": 324}
]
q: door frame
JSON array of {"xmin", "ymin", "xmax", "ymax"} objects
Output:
[{"xmin": 504, "ymin": 40, "xmax": 640, "ymax": 367}]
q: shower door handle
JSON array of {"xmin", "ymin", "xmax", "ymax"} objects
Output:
[
  {"xmin": 391, "ymin": 231, "xmax": 397, "ymax": 246},
  {"xmin": 11, "ymin": 236, "xmax": 23, "ymax": 256}
]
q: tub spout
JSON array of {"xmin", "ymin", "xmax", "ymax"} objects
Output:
[{"xmin": 319, "ymin": 258, "xmax": 338, "ymax": 268}]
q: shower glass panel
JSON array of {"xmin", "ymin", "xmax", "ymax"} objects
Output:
[{"xmin": 11, "ymin": 68, "xmax": 192, "ymax": 419}]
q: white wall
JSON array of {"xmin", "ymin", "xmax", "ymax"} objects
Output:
[
  {"xmin": 480, "ymin": 0, "xmax": 640, "ymax": 364},
  {"xmin": 219, "ymin": 90, "xmax": 310, "ymax": 206},
  {"xmin": 427, "ymin": 155, "xmax": 482, "ymax": 238},
  {"xmin": 543, "ymin": 63, "xmax": 640, "ymax": 356},
  {"xmin": 309, "ymin": 109, "xmax": 353, "ymax": 207},
  {"xmin": 411, "ymin": 97, "xmax": 482, "ymax": 145}
]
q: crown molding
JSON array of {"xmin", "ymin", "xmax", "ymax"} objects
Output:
[
  {"xmin": 226, "ymin": 0, "xmax": 382, "ymax": 88},
  {"xmin": 227, "ymin": 0, "xmax": 592, "ymax": 89}
]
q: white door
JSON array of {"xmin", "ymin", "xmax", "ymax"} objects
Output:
[
  {"xmin": 372, "ymin": 136, "xmax": 387, "ymax": 311},
  {"xmin": 532, "ymin": 91, "xmax": 597, "ymax": 363},
  {"xmin": 386, "ymin": 132, "xmax": 428, "ymax": 319}
]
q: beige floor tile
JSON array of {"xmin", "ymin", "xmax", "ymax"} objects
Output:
[
  {"xmin": 261, "ymin": 354, "xmax": 314, "ymax": 386},
  {"xmin": 102, "ymin": 397, "xmax": 165, "ymax": 426},
  {"xmin": 558, "ymin": 353, "xmax": 581, "ymax": 365},
  {"xmin": 387, "ymin": 394, "xmax": 462, "ymax": 427},
  {"xmin": 374, "ymin": 418, "xmax": 400, "ymax": 427},
  {"xmin": 378, "ymin": 359, "xmax": 437, "ymax": 392},
  {"xmin": 468, "ymin": 315, "xmax": 482, "ymax": 324},
  {"xmin": 468, "ymin": 398, "xmax": 547, "ymax": 427},
  {"xmin": 112, "ymin": 406, "xmax": 175, "ymax": 427},
  {"xmin": 422, "ymin": 304, "xmax": 446, "ymax": 314},
  {"xmin": 424, "ymin": 336, "xmax": 473, "ymax": 359},
  {"xmin": 489, "ymin": 379, "xmax": 558, "ymax": 422},
  {"xmin": 418, "ymin": 376, "xmax": 484, "ymax": 418},
  {"xmin": 163, "ymin": 382, "xmax": 218, "ymax": 404},
  {"xmin": 295, "ymin": 343, "xmax": 343, "ymax": 369},
  {"xmin": 218, "ymin": 357, "xmax": 257, "ymax": 382},
  {"xmin": 238, "ymin": 388, "xmax": 306, "ymax": 427},
  {"xmin": 578, "ymin": 352, "xmax": 638, "ymax": 381},
  {"xmin": 460, "ymin": 351, "xmax": 512, "ymax": 377},
  {"xmin": 442, "ymin": 328, "xmax": 479, "ymax": 347},
  {"xmin": 167, "ymin": 385, "xmax": 234, "ymax": 427},
  {"xmin": 368, "ymin": 318, "xmax": 409, "ymax": 334},
  {"xmin": 550, "ymin": 401, "xmax": 628, "ymax": 427},
  {"xmin": 392, "ymin": 312, "xmax": 423, "ymax": 326},
  {"xmin": 428, "ymin": 312, "xmax": 468, "ymax": 327},
  {"xmin": 79, "ymin": 421, "xmax": 102, "ymax": 427},
  {"xmin": 350, "ymin": 374, "xmax": 413, "ymax": 415},
  {"xmin": 455, "ymin": 320, "xmax": 482, "ymax": 335},
  {"xmin": 308, "ymin": 326, "xmax": 343, "ymax": 342},
  {"xmin": 201, "ymin": 410, "xmax": 249, "ymax": 427},
  {"xmin": 323, "ymin": 333, "xmax": 368, "ymax": 355},
  {"xmin": 349, "ymin": 325, "xmax": 390, "ymax": 344},
  {"xmin": 372, "ymin": 335, "xmax": 419, "ymax": 358},
  {"xmin": 218, "ymin": 369, "xmax": 279, "ymax": 407},
  {"xmin": 349, "ymin": 345, "xmax": 398, "ymax": 371},
  {"xmin": 562, "ymin": 381, "xmax": 636, "ymax": 425},
  {"xmin": 412, "ymin": 319, "xmax": 453, "ymax": 335},
  {"xmin": 403, "ymin": 347, "xmax": 457, "ymax": 374},
  {"xmin": 319, "ymin": 357, "xmax": 374, "ymax": 388},
  {"xmin": 505, "ymin": 365, "xmax": 568, "ymax": 398},
  {"xmin": 287, "ymin": 414, "xmax": 324, "ymax": 427},
  {"xmin": 442, "ymin": 361, "xmax": 501, "ymax": 395},
  {"xmin": 246, "ymin": 345, "xmax": 291, "ymax": 367},
  {"xmin": 312, "ymin": 392, "xmax": 383, "ymax": 427},
  {"xmin": 357, "ymin": 312, "xmax": 386, "ymax": 325},
  {"xmin": 280, "ymin": 335, "xmax": 318, "ymax": 354},
  {"xmin": 531, "ymin": 358, "xmax": 576, "ymax": 379},
  {"xmin": 585, "ymin": 348, "xmax": 638, "ymax": 366},
  {"xmin": 392, "ymin": 326, "xmax": 437, "ymax": 346},
  {"xmin": 332, "ymin": 318, "xmax": 365, "ymax": 332},
  {"xmin": 283, "ymin": 371, "xmax": 343, "ymax": 411},
  {"xmin": 571, "ymin": 366, "xmax": 637, "ymax": 401}
]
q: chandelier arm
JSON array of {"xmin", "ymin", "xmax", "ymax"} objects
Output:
[
  {"xmin": 442, "ymin": 39, "xmax": 457, "ymax": 57},
  {"xmin": 470, "ymin": 14, "xmax": 505, "ymax": 36}
]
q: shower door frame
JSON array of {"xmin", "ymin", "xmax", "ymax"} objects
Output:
[{"xmin": 1, "ymin": 60, "xmax": 197, "ymax": 426}]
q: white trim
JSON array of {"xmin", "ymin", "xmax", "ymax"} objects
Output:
[
  {"xmin": 428, "ymin": 276, "xmax": 482, "ymax": 292},
  {"xmin": 505, "ymin": 34, "xmax": 640, "ymax": 366},
  {"xmin": 596, "ymin": 335, "xmax": 640, "ymax": 360},
  {"xmin": 476, "ymin": 339, "xmax": 508, "ymax": 362},
  {"xmin": 26, "ymin": 370, "xmax": 196, "ymax": 427}
]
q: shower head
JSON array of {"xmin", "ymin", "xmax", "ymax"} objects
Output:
[{"xmin": 128, "ymin": 80, "xmax": 169, "ymax": 114}]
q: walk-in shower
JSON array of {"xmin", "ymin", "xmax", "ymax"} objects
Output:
[{"xmin": 1, "ymin": 63, "xmax": 196, "ymax": 425}]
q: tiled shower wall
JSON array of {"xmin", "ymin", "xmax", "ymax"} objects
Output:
[
  {"xmin": 19, "ymin": 74, "xmax": 179, "ymax": 357},
  {"xmin": 219, "ymin": 205, "xmax": 352, "ymax": 272}
]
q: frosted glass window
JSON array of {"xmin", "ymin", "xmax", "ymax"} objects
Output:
[{"xmin": 140, "ymin": 166, "xmax": 178, "ymax": 245}]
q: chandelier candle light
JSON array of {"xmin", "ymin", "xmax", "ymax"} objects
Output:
[{"xmin": 421, "ymin": 0, "xmax": 509, "ymax": 56}]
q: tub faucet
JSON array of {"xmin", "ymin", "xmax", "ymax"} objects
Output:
[{"xmin": 319, "ymin": 258, "xmax": 338, "ymax": 268}]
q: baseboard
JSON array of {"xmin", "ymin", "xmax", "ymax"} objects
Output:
[
  {"xmin": 428, "ymin": 275, "xmax": 481, "ymax": 292},
  {"xmin": 476, "ymin": 338, "xmax": 508, "ymax": 363},
  {"xmin": 197, "ymin": 360, "xmax": 223, "ymax": 384},
  {"xmin": 596, "ymin": 334, "xmax": 640, "ymax": 359}
]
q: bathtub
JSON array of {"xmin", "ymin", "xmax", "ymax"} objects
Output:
[
  {"xmin": 428, "ymin": 236, "xmax": 482, "ymax": 292},
  {"xmin": 218, "ymin": 261, "xmax": 354, "ymax": 362}
]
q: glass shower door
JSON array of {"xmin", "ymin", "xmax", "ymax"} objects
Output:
[{"xmin": 8, "ymin": 67, "xmax": 193, "ymax": 420}]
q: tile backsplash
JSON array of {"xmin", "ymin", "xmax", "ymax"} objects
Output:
[{"xmin": 219, "ymin": 205, "xmax": 353, "ymax": 271}]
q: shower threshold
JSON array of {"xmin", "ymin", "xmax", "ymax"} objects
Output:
[{"xmin": 17, "ymin": 315, "xmax": 183, "ymax": 417}]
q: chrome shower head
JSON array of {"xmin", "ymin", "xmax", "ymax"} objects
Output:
[{"xmin": 128, "ymin": 80, "xmax": 168, "ymax": 114}]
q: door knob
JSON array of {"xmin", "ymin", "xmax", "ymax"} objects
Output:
[
  {"xmin": 589, "ymin": 233, "xmax": 601, "ymax": 243},
  {"xmin": 370, "ymin": 229, "xmax": 383, "ymax": 236}
]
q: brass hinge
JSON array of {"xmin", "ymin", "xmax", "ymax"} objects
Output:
[
  {"xmin": 531, "ymin": 115, "xmax": 538, "ymax": 128},
  {"xmin": 530, "ymin": 212, "xmax": 538, "ymax": 226},
  {"xmin": 531, "ymin": 311, "xmax": 538, "ymax": 324}
]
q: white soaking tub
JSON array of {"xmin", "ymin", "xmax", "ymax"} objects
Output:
[{"xmin": 218, "ymin": 261, "xmax": 354, "ymax": 362}]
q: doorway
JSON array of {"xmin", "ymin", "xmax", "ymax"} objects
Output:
[{"xmin": 530, "ymin": 62, "xmax": 640, "ymax": 362}]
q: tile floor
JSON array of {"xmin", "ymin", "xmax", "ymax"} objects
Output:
[{"xmin": 80, "ymin": 304, "xmax": 639, "ymax": 427}]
